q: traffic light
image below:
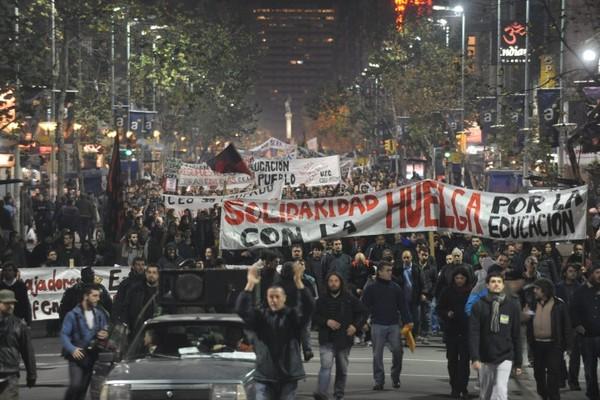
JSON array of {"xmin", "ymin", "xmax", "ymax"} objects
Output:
[
  {"xmin": 455, "ymin": 131, "xmax": 467, "ymax": 153},
  {"xmin": 384, "ymin": 139, "xmax": 397, "ymax": 155}
]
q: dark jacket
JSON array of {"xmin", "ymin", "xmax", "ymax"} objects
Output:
[
  {"xmin": 362, "ymin": 277, "xmax": 412, "ymax": 326},
  {"xmin": 435, "ymin": 263, "xmax": 475, "ymax": 299},
  {"xmin": 57, "ymin": 246, "xmax": 82, "ymax": 267},
  {"xmin": 364, "ymin": 243, "xmax": 391, "ymax": 262},
  {"xmin": 236, "ymin": 288, "xmax": 314, "ymax": 383},
  {"xmin": 555, "ymin": 280, "xmax": 582, "ymax": 306},
  {"xmin": 156, "ymin": 254, "xmax": 183, "ymax": 270},
  {"xmin": 571, "ymin": 282, "xmax": 600, "ymax": 337},
  {"xmin": 437, "ymin": 284, "xmax": 471, "ymax": 338},
  {"xmin": 307, "ymin": 256, "xmax": 328, "ymax": 296},
  {"xmin": 469, "ymin": 294, "xmax": 522, "ymax": 367},
  {"xmin": 76, "ymin": 197, "xmax": 95, "ymax": 219},
  {"xmin": 348, "ymin": 261, "xmax": 375, "ymax": 298},
  {"xmin": 526, "ymin": 297, "xmax": 572, "ymax": 351},
  {"xmin": 392, "ymin": 262, "xmax": 424, "ymax": 305},
  {"xmin": 313, "ymin": 272, "xmax": 368, "ymax": 349},
  {"xmin": 0, "ymin": 279, "xmax": 32, "ymax": 324},
  {"xmin": 0, "ymin": 314, "xmax": 36, "ymax": 379},
  {"xmin": 418, "ymin": 260, "xmax": 438, "ymax": 300},
  {"xmin": 122, "ymin": 281, "xmax": 158, "ymax": 335},
  {"xmin": 538, "ymin": 256, "xmax": 560, "ymax": 284},
  {"xmin": 111, "ymin": 271, "xmax": 145, "ymax": 323},
  {"xmin": 324, "ymin": 252, "xmax": 353, "ymax": 283}
]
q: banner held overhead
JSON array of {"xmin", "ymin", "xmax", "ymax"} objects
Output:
[{"xmin": 220, "ymin": 180, "xmax": 587, "ymax": 249}]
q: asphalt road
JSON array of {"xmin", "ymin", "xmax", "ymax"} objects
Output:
[{"xmin": 18, "ymin": 333, "xmax": 586, "ymax": 400}]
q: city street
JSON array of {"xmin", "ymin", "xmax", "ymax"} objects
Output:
[{"xmin": 19, "ymin": 331, "xmax": 585, "ymax": 400}]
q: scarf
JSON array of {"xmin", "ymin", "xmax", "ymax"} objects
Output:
[{"xmin": 488, "ymin": 293, "xmax": 506, "ymax": 333}]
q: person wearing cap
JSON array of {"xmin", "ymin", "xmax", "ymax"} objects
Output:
[
  {"xmin": 571, "ymin": 263, "xmax": 600, "ymax": 400},
  {"xmin": 525, "ymin": 278, "xmax": 572, "ymax": 400},
  {"xmin": 0, "ymin": 289, "xmax": 37, "ymax": 397}
]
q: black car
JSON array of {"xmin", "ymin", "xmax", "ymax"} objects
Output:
[{"xmin": 99, "ymin": 313, "xmax": 256, "ymax": 400}]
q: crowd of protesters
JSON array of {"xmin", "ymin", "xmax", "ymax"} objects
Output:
[{"xmin": 1, "ymin": 167, "xmax": 600, "ymax": 399}]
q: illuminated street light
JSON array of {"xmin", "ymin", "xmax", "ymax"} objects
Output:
[{"xmin": 583, "ymin": 49, "xmax": 597, "ymax": 62}]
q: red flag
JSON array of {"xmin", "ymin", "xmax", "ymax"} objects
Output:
[
  {"xmin": 209, "ymin": 143, "xmax": 252, "ymax": 175},
  {"xmin": 105, "ymin": 134, "xmax": 123, "ymax": 242}
]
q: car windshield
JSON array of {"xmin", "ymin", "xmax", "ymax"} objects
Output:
[{"xmin": 126, "ymin": 321, "xmax": 254, "ymax": 360}]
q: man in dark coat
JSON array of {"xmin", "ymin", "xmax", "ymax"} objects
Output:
[
  {"xmin": 56, "ymin": 231, "xmax": 82, "ymax": 267},
  {"xmin": 236, "ymin": 262, "xmax": 314, "ymax": 400},
  {"xmin": 393, "ymin": 250, "xmax": 424, "ymax": 339},
  {"xmin": 312, "ymin": 271, "xmax": 367, "ymax": 400},
  {"xmin": 362, "ymin": 261, "xmax": 413, "ymax": 391},
  {"xmin": 526, "ymin": 278, "xmax": 572, "ymax": 400},
  {"xmin": 0, "ymin": 263, "xmax": 31, "ymax": 325},
  {"xmin": 112, "ymin": 257, "xmax": 146, "ymax": 323},
  {"xmin": 324, "ymin": 240, "xmax": 353, "ymax": 283},
  {"xmin": 437, "ymin": 267, "xmax": 472, "ymax": 398},
  {"xmin": 121, "ymin": 265, "xmax": 159, "ymax": 337},
  {"xmin": 0, "ymin": 289, "xmax": 36, "ymax": 398}
]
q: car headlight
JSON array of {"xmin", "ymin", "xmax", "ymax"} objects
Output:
[
  {"xmin": 212, "ymin": 384, "xmax": 247, "ymax": 400},
  {"xmin": 99, "ymin": 383, "xmax": 131, "ymax": 400}
]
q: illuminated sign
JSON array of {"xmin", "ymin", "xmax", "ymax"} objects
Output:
[
  {"xmin": 394, "ymin": 0, "xmax": 432, "ymax": 30},
  {"xmin": 500, "ymin": 21, "xmax": 527, "ymax": 64}
]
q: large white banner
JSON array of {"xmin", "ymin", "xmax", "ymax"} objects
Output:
[
  {"xmin": 251, "ymin": 155, "xmax": 341, "ymax": 187},
  {"xmin": 20, "ymin": 266, "xmax": 131, "ymax": 321},
  {"xmin": 162, "ymin": 181, "xmax": 283, "ymax": 216},
  {"xmin": 177, "ymin": 162, "xmax": 253, "ymax": 190},
  {"xmin": 220, "ymin": 180, "xmax": 588, "ymax": 249}
]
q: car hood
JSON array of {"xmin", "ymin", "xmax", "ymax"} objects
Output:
[{"xmin": 106, "ymin": 357, "xmax": 255, "ymax": 383}]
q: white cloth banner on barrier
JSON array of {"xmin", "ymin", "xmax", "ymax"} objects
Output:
[
  {"xmin": 220, "ymin": 180, "xmax": 588, "ymax": 249},
  {"xmin": 162, "ymin": 181, "xmax": 283, "ymax": 216},
  {"xmin": 20, "ymin": 266, "xmax": 131, "ymax": 321},
  {"xmin": 176, "ymin": 162, "xmax": 253, "ymax": 190},
  {"xmin": 251, "ymin": 155, "xmax": 341, "ymax": 187}
]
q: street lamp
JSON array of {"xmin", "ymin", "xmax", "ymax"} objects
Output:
[
  {"xmin": 433, "ymin": 5, "xmax": 466, "ymax": 130},
  {"xmin": 582, "ymin": 48, "xmax": 600, "ymax": 74},
  {"xmin": 583, "ymin": 49, "xmax": 597, "ymax": 62},
  {"xmin": 38, "ymin": 121, "xmax": 57, "ymax": 198}
]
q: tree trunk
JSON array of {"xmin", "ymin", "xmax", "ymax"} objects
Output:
[{"xmin": 56, "ymin": 28, "xmax": 69, "ymax": 198}]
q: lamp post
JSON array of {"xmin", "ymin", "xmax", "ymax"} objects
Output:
[
  {"xmin": 38, "ymin": 121, "xmax": 57, "ymax": 199},
  {"xmin": 433, "ymin": 5, "xmax": 466, "ymax": 130}
]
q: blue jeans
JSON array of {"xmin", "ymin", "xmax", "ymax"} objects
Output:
[
  {"xmin": 371, "ymin": 323, "xmax": 403, "ymax": 386},
  {"xmin": 431, "ymin": 298, "xmax": 440, "ymax": 333},
  {"xmin": 581, "ymin": 336, "xmax": 600, "ymax": 400},
  {"xmin": 317, "ymin": 343, "xmax": 350, "ymax": 399},
  {"xmin": 64, "ymin": 360, "xmax": 93, "ymax": 400},
  {"xmin": 255, "ymin": 381, "xmax": 297, "ymax": 400},
  {"xmin": 420, "ymin": 300, "xmax": 432, "ymax": 337}
]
